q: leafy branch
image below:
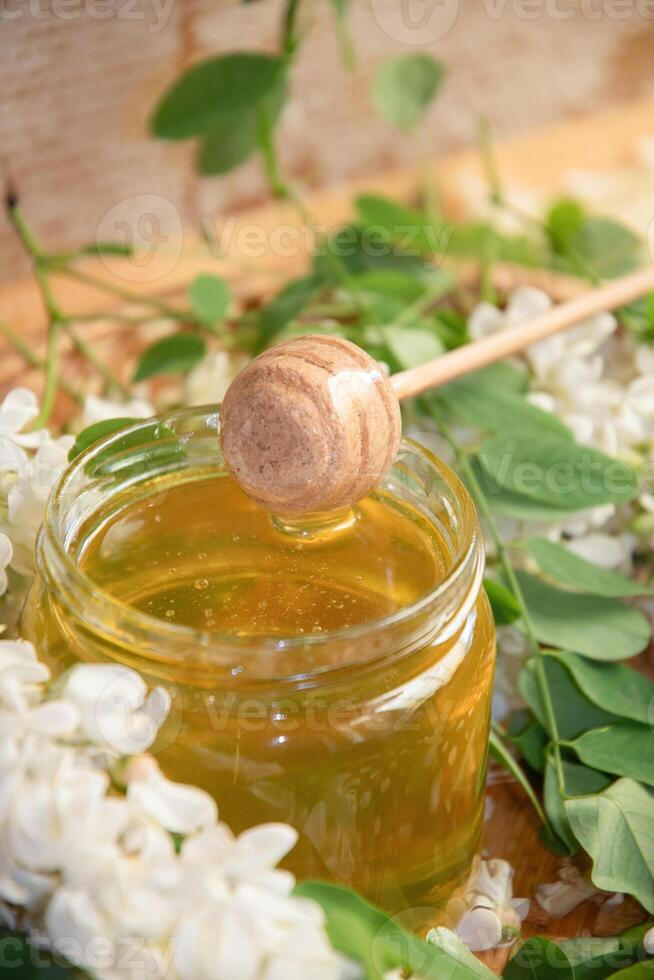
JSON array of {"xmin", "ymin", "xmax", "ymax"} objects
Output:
[
  {"xmin": 435, "ymin": 417, "xmax": 567, "ymax": 805},
  {"xmin": 4, "ymin": 191, "xmax": 234, "ymax": 426}
]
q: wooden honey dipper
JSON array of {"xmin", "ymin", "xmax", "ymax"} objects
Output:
[{"xmin": 221, "ymin": 264, "xmax": 654, "ymax": 515}]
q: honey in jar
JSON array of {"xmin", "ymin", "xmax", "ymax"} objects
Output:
[{"xmin": 24, "ymin": 407, "xmax": 495, "ymax": 918}]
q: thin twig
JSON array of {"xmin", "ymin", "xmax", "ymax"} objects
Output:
[
  {"xmin": 54, "ymin": 265, "xmax": 192, "ymax": 321},
  {"xmin": 0, "ymin": 319, "xmax": 82, "ymax": 405},
  {"xmin": 59, "ymin": 321, "xmax": 130, "ymax": 398},
  {"xmin": 7, "ymin": 202, "xmax": 65, "ymax": 427}
]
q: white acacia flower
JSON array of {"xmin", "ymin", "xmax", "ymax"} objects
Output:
[
  {"xmin": 440, "ymin": 857, "xmax": 529, "ymax": 952},
  {"xmin": 81, "ymin": 394, "xmax": 154, "ymax": 429},
  {"xmin": 566, "ymin": 532, "xmax": 635, "ymax": 571},
  {"xmin": 5, "ymin": 434, "xmax": 74, "ymax": 576},
  {"xmin": 60, "ymin": 663, "xmax": 171, "ymax": 755},
  {"xmin": 535, "ymin": 864, "xmax": 598, "ymax": 917},
  {"xmin": 4, "ymin": 744, "xmax": 122, "ymax": 876},
  {"xmin": 184, "ymin": 350, "xmax": 250, "ymax": 407},
  {"xmin": 468, "ymin": 302, "xmax": 505, "ymax": 341},
  {"xmin": 0, "ymin": 389, "xmax": 41, "ymax": 480},
  {"xmin": 0, "ymin": 642, "xmax": 347, "ymax": 980},
  {"xmin": 0, "ymin": 638, "xmax": 50, "ymax": 713},
  {"xmin": 126, "ymin": 756, "xmax": 217, "ymax": 835},
  {"xmin": 45, "ymin": 880, "xmax": 176, "ymax": 979},
  {"xmin": 0, "ymin": 389, "xmax": 39, "ymax": 441},
  {"xmin": 173, "ymin": 878, "xmax": 339, "ymax": 980},
  {"xmin": 0, "ymin": 534, "xmax": 12, "ymax": 597}
]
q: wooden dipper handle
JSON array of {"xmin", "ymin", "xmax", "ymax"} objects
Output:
[
  {"xmin": 391, "ymin": 264, "xmax": 654, "ymax": 400},
  {"xmin": 221, "ymin": 265, "xmax": 654, "ymax": 515}
]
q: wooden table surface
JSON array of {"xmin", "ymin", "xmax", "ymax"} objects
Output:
[{"xmin": 2, "ymin": 98, "xmax": 653, "ymax": 972}]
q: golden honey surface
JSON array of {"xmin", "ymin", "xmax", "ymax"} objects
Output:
[
  {"xmin": 77, "ymin": 473, "xmax": 447, "ymax": 637},
  {"xmin": 27, "ymin": 469, "xmax": 495, "ymax": 917}
]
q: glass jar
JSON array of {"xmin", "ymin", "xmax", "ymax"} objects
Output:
[{"xmin": 23, "ymin": 406, "xmax": 495, "ymax": 918}]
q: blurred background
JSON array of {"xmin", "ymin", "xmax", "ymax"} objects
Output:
[{"xmin": 3, "ymin": 0, "xmax": 654, "ymax": 283}]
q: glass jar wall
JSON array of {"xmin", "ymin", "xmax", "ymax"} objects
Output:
[{"xmin": 23, "ymin": 407, "xmax": 495, "ymax": 917}]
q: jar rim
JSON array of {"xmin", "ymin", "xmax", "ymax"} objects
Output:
[{"xmin": 40, "ymin": 406, "xmax": 483, "ymax": 682}]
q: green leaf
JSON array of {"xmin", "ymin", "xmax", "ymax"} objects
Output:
[
  {"xmin": 620, "ymin": 294, "xmax": 654, "ymax": 343},
  {"xmin": 550, "ymin": 928, "xmax": 654, "ymax": 980},
  {"xmin": 505, "ymin": 929, "xmax": 651, "ymax": 980},
  {"xmin": 468, "ymin": 460, "xmax": 596, "ymax": 522},
  {"xmin": 485, "ymin": 577, "xmax": 522, "ymax": 625},
  {"xmin": 73, "ymin": 420, "xmax": 185, "ymax": 482},
  {"xmin": 550, "ymin": 652, "xmax": 654, "ymax": 725},
  {"xmin": 543, "ymin": 756, "xmax": 611, "ymax": 856},
  {"xmin": 258, "ymin": 274, "xmax": 324, "ymax": 349},
  {"xmin": 431, "ymin": 371, "xmax": 571, "ymax": 441},
  {"xmin": 569, "ymin": 216, "xmax": 643, "ymax": 278},
  {"xmin": 619, "ymin": 921, "xmax": 654, "ymax": 950},
  {"xmin": 560, "ymin": 936, "xmax": 621, "ymax": 965},
  {"xmin": 566, "ymin": 778, "xmax": 654, "ymax": 913},
  {"xmin": 506, "ymin": 709, "xmax": 548, "ymax": 771},
  {"xmin": 69, "ymin": 417, "xmax": 139, "ymax": 462},
  {"xmin": 478, "ymin": 433, "xmax": 638, "ymax": 510},
  {"xmin": 354, "ymin": 195, "xmax": 554, "ymax": 269},
  {"xmin": 355, "ymin": 194, "xmax": 446, "ymax": 257},
  {"xmin": 571, "ymin": 722, "xmax": 654, "ymax": 787},
  {"xmin": 433, "ymin": 308, "xmax": 469, "ymax": 350},
  {"xmin": 559, "ymin": 936, "xmax": 638, "ymax": 980},
  {"xmin": 448, "ymin": 221, "xmax": 552, "ymax": 267},
  {"xmin": 546, "ymin": 198, "xmax": 586, "ymax": 253},
  {"xmin": 516, "ymin": 571, "xmax": 651, "ymax": 660},
  {"xmin": 133, "ymin": 334, "xmax": 206, "ymax": 382},
  {"xmin": 564, "ymin": 923, "xmax": 654, "ymax": 979},
  {"xmin": 489, "ymin": 729, "xmax": 548, "ymax": 832},
  {"xmin": 381, "ymin": 326, "xmax": 443, "ymax": 370},
  {"xmin": 316, "ymin": 224, "xmax": 434, "ymax": 280},
  {"xmin": 294, "ymin": 882, "xmax": 494, "ymax": 979},
  {"xmin": 520, "ymin": 656, "xmax": 619, "ymax": 739},
  {"xmin": 197, "ymin": 72, "xmax": 287, "ymax": 175},
  {"xmin": 197, "ymin": 118, "xmax": 258, "ymax": 175},
  {"xmin": 189, "ymin": 274, "xmax": 231, "ymax": 324},
  {"xmin": 151, "ymin": 53, "xmax": 284, "ymax": 140},
  {"xmin": 608, "ymin": 964, "xmax": 654, "ymax": 978},
  {"xmin": 543, "ymin": 755, "xmax": 577, "ymax": 855},
  {"xmin": 355, "ymin": 268, "xmax": 429, "ymax": 304},
  {"xmin": 372, "ymin": 54, "xmax": 444, "ymax": 130},
  {"xmin": 426, "ymin": 927, "xmax": 498, "ymax": 980},
  {"xmin": 504, "ymin": 936, "xmax": 575, "ymax": 980},
  {"xmin": 474, "ymin": 361, "xmax": 530, "ymax": 394},
  {"xmin": 524, "ymin": 538, "xmax": 654, "ymax": 597}
]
